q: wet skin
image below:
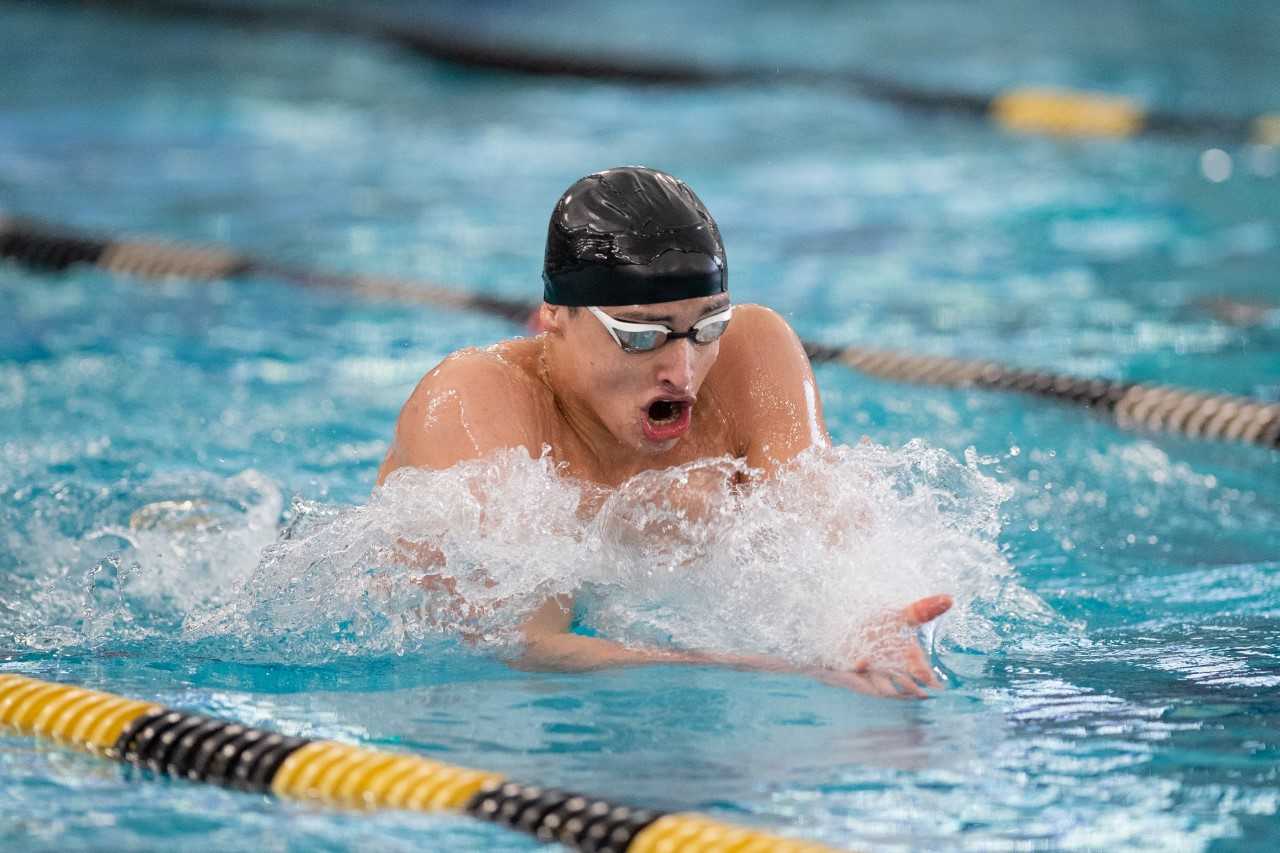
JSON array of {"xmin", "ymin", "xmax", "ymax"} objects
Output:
[{"xmin": 378, "ymin": 296, "xmax": 952, "ymax": 698}]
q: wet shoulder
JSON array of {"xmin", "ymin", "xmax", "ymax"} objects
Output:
[
  {"xmin": 412, "ymin": 339, "xmax": 542, "ymax": 404},
  {"xmin": 388, "ymin": 341, "xmax": 545, "ymax": 465},
  {"xmin": 714, "ymin": 304, "xmax": 809, "ymax": 385},
  {"xmin": 705, "ymin": 304, "xmax": 819, "ymax": 460}
]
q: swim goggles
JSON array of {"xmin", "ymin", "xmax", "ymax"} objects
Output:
[{"xmin": 586, "ymin": 305, "xmax": 733, "ymax": 353}]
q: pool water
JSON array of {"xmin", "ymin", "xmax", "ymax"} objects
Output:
[{"xmin": 2, "ymin": 1, "xmax": 1280, "ymax": 850}]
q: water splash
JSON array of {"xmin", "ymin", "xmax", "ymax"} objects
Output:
[
  {"xmin": 185, "ymin": 441, "xmax": 1028, "ymax": 667},
  {"xmin": 186, "ymin": 450, "xmax": 595, "ymax": 659},
  {"xmin": 0, "ymin": 469, "xmax": 282, "ymax": 654},
  {"xmin": 588, "ymin": 441, "xmax": 1021, "ymax": 667},
  {"xmin": 5, "ymin": 442, "xmax": 1035, "ymax": 669}
]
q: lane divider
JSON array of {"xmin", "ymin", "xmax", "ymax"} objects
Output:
[
  {"xmin": 817, "ymin": 344, "xmax": 1280, "ymax": 447},
  {"xmin": 989, "ymin": 88, "xmax": 1144, "ymax": 138},
  {"xmin": 1255, "ymin": 114, "xmax": 1280, "ymax": 146},
  {"xmin": 1, "ymin": 214, "xmax": 1277, "ymax": 449},
  {"xmin": 0, "ymin": 214, "xmax": 532, "ymax": 324},
  {"xmin": 0, "ymin": 673, "xmax": 839, "ymax": 852},
  {"xmin": 44, "ymin": 0, "xmax": 1280, "ymax": 143}
]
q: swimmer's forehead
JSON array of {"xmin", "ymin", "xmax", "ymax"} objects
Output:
[{"xmin": 607, "ymin": 294, "xmax": 731, "ymax": 322}]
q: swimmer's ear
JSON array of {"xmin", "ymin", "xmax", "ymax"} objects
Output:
[
  {"xmin": 535, "ymin": 303, "xmax": 564, "ymax": 336},
  {"xmin": 526, "ymin": 304, "xmax": 549, "ymax": 334}
]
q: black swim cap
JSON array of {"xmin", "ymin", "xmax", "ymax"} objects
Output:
[{"xmin": 542, "ymin": 166, "xmax": 727, "ymax": 307}]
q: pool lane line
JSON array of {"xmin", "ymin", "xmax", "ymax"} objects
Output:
[
  {"xmin": 36, "ymin": 0, "xmax": 1280, "ymax": 144},
  {"xmin": 0, "ymin": 674, "xmax": 841, "ymax": 853},
  {"xmin": 1, "ymin": 213, "xmax": 1278, "ymax": 450},
  {"xmin": 0, "ymin": 213, "xmax": 533, "ymax": 325},
  {"xmin": 802, "ymin": 342, "xmax": 1280, "ymax": 448}
]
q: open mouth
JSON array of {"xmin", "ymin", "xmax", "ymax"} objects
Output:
[
  {"xmin": 641, "ymin": 397, "xmax": 693, "ymax": 442},
  {"xmin": 647, "ymin": 399, "xmax": 686, "ymax": 423}
]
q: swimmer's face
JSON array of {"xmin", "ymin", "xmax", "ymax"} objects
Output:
[{"xmin": 543, "ymin": 294, "xmax": 730, "ymax": 454}]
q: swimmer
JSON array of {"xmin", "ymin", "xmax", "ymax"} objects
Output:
[{"xmin": 378, "ymin": 166, "xmax": 951, "ymax": 698}]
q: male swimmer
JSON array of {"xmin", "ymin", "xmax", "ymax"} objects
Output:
[{"xmin": 378, "ymin": 166, "xmax": 951, "ymax": 698}]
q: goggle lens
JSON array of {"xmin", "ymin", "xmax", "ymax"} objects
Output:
[
  {"xmin": 615, "ymin": 329, "xmax": 666, "ymax": 352},
  {"xmin": 588, "ymin": 306, "xmax": 733, "ymax": 353},
  {"xmin": 692, "ymin": 317, "xmax": 730, "ymax": 344}
]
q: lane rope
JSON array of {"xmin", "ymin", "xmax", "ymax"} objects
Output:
[
  {"xmin": 1, "ymin": 214, "xmax": 1277, "ymax": 449},
  {"xmin": 39, "ymin": 0, "xmax": 1279, "ymax": 143},
  {"xmin": 0, "ymin": 673, "xmax": 840, "ymax": 852}
]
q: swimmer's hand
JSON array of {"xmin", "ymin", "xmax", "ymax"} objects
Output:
[{"xmin": 814, "ymin": 594, "xmax": 952, "ymax": 700}]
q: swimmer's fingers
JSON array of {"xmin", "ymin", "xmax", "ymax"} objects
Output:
[
  {"xmin": 902, "ymin": 594, "xmax": 953, "ymax": 627},
  {"xmin": 860, "ymin": 659, "xmax": 931, "ymax": 698},
  {"xmin": 868, "ymin": 670, "xmax": 927, "ymax": 699},
  {"xmin": 868, "ymin": 672, "xmax": 901, "ymax": 698},
  {"xmin": 853, "ymin": 635, "xmax": 943, "ymax": 691},
  {"xmin": 824, "ymin": 664, "xmax": 927, "ymax": 700},
  {"xmin": 854, "ymin": 655, "xmax": 933, "ymax": 694},
  {"xmin": 817, "ymin": 668, "xmax": 894, "ymax": 697},
  {"xmin": 905, "ymin": 645, "xmax": 943, "ymax": 689},
  {"xmin": 889, "ymin": 672, "xmax": 928, "ymax": 699}
]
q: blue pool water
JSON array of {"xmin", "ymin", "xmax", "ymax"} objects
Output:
[{"xmin": 2, "ymin": 1, "xmax": 1280, "ymax": 850}]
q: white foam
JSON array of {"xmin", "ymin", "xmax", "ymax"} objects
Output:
[
  {"xmin": 587, "ymin": 442, "xmax": 1018, "ymax": 667},
  {"xmin": 3, "ymin": 441, "xmax": 1035, "ymax": 668},
  {"xmin": 185, "ymin": 441, "xmax": 1026, "ymax": 667}
]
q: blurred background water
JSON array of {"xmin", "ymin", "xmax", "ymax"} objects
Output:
[{"xmin": 1, "ymin": 1, "xmax": 1278, "ymax": 850}]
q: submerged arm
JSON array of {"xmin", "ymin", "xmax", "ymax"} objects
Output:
[
  {"xmin": 514, "ymin": 597, "xmax": 805, "ymax": 676},
  {"xmin": 514, "ymin": 596, "xmax": 706, "ymax": 671},
  {"xmin": 515, "ymin": 594, "xmax": 950, "ymax": 699}
]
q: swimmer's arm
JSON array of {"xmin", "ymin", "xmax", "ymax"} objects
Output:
[
  {"xmin": 706, "ymin": 311, "xmax": 953, "ymax": 696},
  {"xmin": 516, "ymin": 597, "xmax": 797, "ymax": 673},
  {"xmin": 514, "ymin": 597, "xmax": 711, "ymax": 671},
  {"xmin": 720, "ymin": 305, "xmax": 830, "ymax": 477},
  {"xmin": 375, "ymin": 353, "xmax": 538, "ymax": 594},
  {"xmin": 377, "ymin": 351, "xmax": 539, "ymax": 484},
  {"xmin": 516, "ymin": 596, "xmax": 948, "ymax": 700}
]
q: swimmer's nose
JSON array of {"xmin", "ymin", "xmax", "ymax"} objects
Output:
[{"xmin": 654, "ymin": 337, "xmax": 697, "ymax": 392}]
